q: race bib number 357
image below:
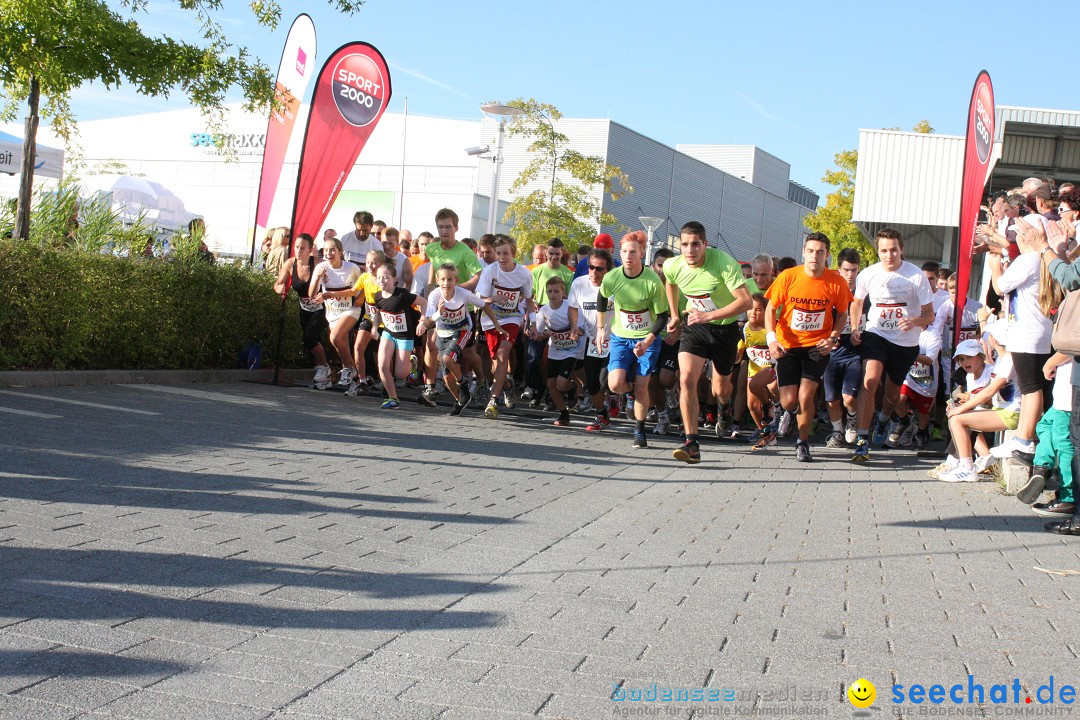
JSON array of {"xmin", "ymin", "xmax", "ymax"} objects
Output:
[{"xmin": 791, "ymin": 308, "xmax": 824, "ymax": 332}]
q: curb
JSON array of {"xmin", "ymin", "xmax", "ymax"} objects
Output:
[{"xmin": 0, "ymin": 368, "xmax": 315, "ymax": 389}]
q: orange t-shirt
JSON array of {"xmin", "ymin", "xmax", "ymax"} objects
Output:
[
  {"xmin": 765, "ymin": 267, "xmax": 853, "ymax": 349},
  {"xmin": 409, "ymin": 254, "xmax": 425, "ymax": 273}
]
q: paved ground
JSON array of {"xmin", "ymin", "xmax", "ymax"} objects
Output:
[{"xmin": 0, "ymin": 382, "xmax": 1078, "ymax": 720}]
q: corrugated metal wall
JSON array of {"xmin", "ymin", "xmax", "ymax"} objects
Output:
[
  {"xmin": 787, "ymin": 181, "xmax": 819, "ymax": 209},
  {"xmin": 751, "ymin": 147, "xmax": 792, "ymax": 198},
  {"xmin": 676, "ymin": 144, "xmax": 755, "ymax": 183}
]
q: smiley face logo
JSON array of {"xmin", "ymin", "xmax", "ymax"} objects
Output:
[{"xmin": 848, "ymin": 679, "xmax": 876, "ymax": 708}]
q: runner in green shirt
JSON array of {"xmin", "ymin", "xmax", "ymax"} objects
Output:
[
  {"xmin": 596, "ymin": 231, "xmax": 669, "ymax": 450},
  {"xmin": 662, "ymin": 221, "xmax": 752, "ymax": 464}
]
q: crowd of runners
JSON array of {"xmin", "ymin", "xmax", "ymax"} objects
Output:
[{"xmin": 272, "ymin": 178, "xmax": 1080, "ymax": 535}]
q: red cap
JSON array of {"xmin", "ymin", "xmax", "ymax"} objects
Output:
[{"xmin": 593, "ymin": 233, "xmax": 614, "ymax": 249}]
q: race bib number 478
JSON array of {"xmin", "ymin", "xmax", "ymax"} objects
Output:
[{"xmin": 877, "ymin": 303, "xmax": 905, "ymax": 331}]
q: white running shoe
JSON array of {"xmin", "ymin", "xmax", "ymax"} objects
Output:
[
  {"xmin": 653, "ymin": 410, "xmax": 671, "ymax": 435},
  {"xmin": 844, "ymin": 414, "xmax": 858, "ymax": 445},
  {"xmin": 313, "ymin": 364, "xmax": 331, "ymax": 383},
  {"xmin": 575, "ymin": 395, "xmax": 592, "ymax": 414},
  {"xmin": 973, "ymin": 454, "xmax": 998, "ymax": 474},
  {"xmin": 989, "ymin": 436, "xmax": 1035, "ymax": 459},
  {"xmin": 883, "ymin": 419, "xmax": 902, "ymax": 448},
  {"xmin": 928, "ymin": 454, "xmax": 959, "ymax": 480},
  {"xmin": 503, "ymin": 390, "xmax": 517, "ymax": 409},
  {"xmin": 777, "ymin": 410, "xmax": 795, "ymax": 438},
  {"xmin": 940, "ymin": 465, "xmax": 979, "ymax": 483},
  {"xmin": 344, "ymin": 381, "xmax": 360, "ymax": 398},
  {"xmin": 337, "ymin": 368, "xmax": 355, "ymax": 386},
  {"xmin": 897, "ymin": 421, "xmax": 918, "ymax": 448}
]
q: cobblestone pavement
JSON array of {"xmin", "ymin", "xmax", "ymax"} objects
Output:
[{"xmin": 0, "ymin": 383, "xmax": 1078, "ymax": 720}]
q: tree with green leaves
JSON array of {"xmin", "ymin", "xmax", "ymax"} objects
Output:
[
  {"xmin": 806, "ymin": 120, "xmax": 934, "ymax": 267},
  {"xmin": 498, "ymin": 98, "xmax": 631, "ymax": 256},
  {"xmin": 0, "ymin": 0, "xmax": 364, "ymax": 239}
]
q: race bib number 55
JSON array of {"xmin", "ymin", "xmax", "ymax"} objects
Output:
[{"xmin": 620, "ymin": 309, "xmax": 652, "ymax": 332}]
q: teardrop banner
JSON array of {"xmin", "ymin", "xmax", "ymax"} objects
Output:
[
  {"xmin": 250, "ymin": 13, "xmax": 317, "ymax": 264},
  {"xmin": 289, "ymin": 42, "xmax": 392, "ymax": 241},
  {"xmin": 954, "ymin": 71, "xmax": 994, "ymax": 350}
]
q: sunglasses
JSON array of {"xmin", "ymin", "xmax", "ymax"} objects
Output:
[
  {"xmin": 588, "ymin": 265, "xmax": 608, "ymax": 271},
  {"xmin": 1060, "ymin": 207, "xmax": 1074, "ymax": 214}
]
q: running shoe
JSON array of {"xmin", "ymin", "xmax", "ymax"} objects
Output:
[
  {"xmin": 415, "ymin": 392, "xmax": 436, "ymax": 407},
  {"xmin": 1016, "ymin": 465, "xmax": 1051, "ymax": 505},
  {"xmin": 313, "ymin": 364, "xmax": 331, "ymax": 384},
  {"xmin": 928, "ymin": 455, "xmax": 959, "ymax": 480},
  {"xmin": 728, "ymin": 422, "xmax": 742, "ymax": 440},
  {"xmin": 844, "ymin": 414, "xmax": 858, "ymax": 445},
  {"xmin": 502, "ymin": 389, "xmax": 516, "ymax": 410},
  {"xmin": 777, "ymin": 410, "xmax": 795, "ymax": 438},
  {"xmin": 632, "ymin": 429, "xmax": 648, "ymax": 449},
  {"xmin": 653, "ymin": 410, "xmax": 671, "ymax": 435},
  {"xmin": 825, "ymin": 431, "xmax": 844, "ymax": 449},
  {"xmin": 751, "ymin": 428, "xmax": 777, "ymax": 451},
  {"xmin": 1044, "ymin": 516, "xmax": 1080, "ymax": 535},
  {"xmin": 553, "ymin": 410, "xmax": 571, "ymax": 427},
  {"xmin": 380, "ymin": 398, "xmax": 400, "ymax": 409},
  {"xmin": 528, "ymin": 396, "xmax": 543, "ymax": 409},
  {"xmin": 851, "ymin": 439, "xmax": 870, "ymax": 463},
  {"xmin": 912, "ymin": 428, "xmax": 929, "ymax": 449},
  {"xmin": 344, "ymin": 381, "xmax": 361, "ymax": 398},
  {"xmin": 586, "ymin": 413, "xmax": 610, "ymax": 432},
  {"xmin": 939, "ymin": 465, "xmax": 979, "ymax": 483},
  {"xmin": 646, "ymin": 407, "xmax": 657, "ymax": 423},
  {"xmin": 883, "ymin": 419, "xmax": 902, "ymax": 448},
  {"xmin": 607, "ymin": 394, "xmax": 621, "ymax": 418},
  {"xmin": 337, "ymin": 368, "xmax": 356, "ymax": 386},
  {"xmin": 458, "ymin": 382, "xmax": 473, "ymax": 409},
  {"xmin": 672, "ymin": 441, "xmax": 701, "ymax": 464},
  {"xmin": 448, "ymin": 402, "xmax": 465, "ymax": 417},
  {"xmin": 897, "ymin": 421, "xmax": 919, "ymax": 448},
  {"xmin": 472, "ymin": 380, "xmax": 488, "ymax": 406},
  {"xmin": 484, "ymin": 398, "xmax": 498, "ymax": 420},
  {"xmin": 703, "ymin": 409, "xmax": 718, "ymax": 429},
  {"xmin": 314, "ymin": 379, "xmax": 332, "ymax": 391},
  {"xmin": 716, "ymin": 407, "xmax": 732, "ymax": 438},
  {"xmin": 408, "ymin": 355, "xmax": 420, "ymax": 382},
  {"xmin": 795, "ymin": 441, "xmax": 812, "ymax": 463},
  {"xmin": 520, "ymin": 387, "xmax": 535, "ymax": 401},
  {"xmin": 574, "ymin": 395, "xmax": 592, "ymax": 414},
  {"xmin": 422, "ymin": 383, "xmax": 438, "ymax": 400},
  {"xmin": 870, "ymin": 417, "xmax": 888, "ymax": 448},
  {"xmin": 990, "ymin": 436, "xmax": 1036, "ymax": 460},
  {"xmin": 626, "ymin": 394, "xmax": 636, "ymax": 416},
  {"xmin": 973, "ymin": 454, "xmax": 996, "ymax": 475}
]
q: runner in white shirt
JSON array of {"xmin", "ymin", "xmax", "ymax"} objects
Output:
[
  {"xmin": 533, "ymin": 277, "xmax": 586, "ymax": 427},
  {"xmin": 309, "ymin": 236, "xmax": 364, "ymax": 393},
  {"xmin": 932, "ymin": 274, "xmax": 983, "ymax": 395},
  {"xmin": 568, "ymin": 248, "xmax": 615, "ymax": 432},
  {"xmin": 381, "ymin": 227, "xmax": 414, "ymax": 290},
  {"xmin": 339, "ymin": 211, "xmax": 383, "ymax": 270},
  {"xmin": 849, "ymin": 228, "xmax": 935, "ymax": 462},
  {"xmin": 476, "ymin": 236, "xmax": 535, "ymax": 419},
  {"xmin": 417, "ymin": 263, "xmax": 505, "ymax": 416}
]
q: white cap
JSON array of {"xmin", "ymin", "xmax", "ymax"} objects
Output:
[
  {"xmin": 953, "ymin": 339, "xmax": 984, "ymax": 358},
  {"xmin": 986, "ymin": 319, "xmax": 1009, "ymax": 346}
]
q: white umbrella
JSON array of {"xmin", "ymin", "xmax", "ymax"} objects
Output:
[{"xmin": 0, "ymin": 130, "xmax": 65, "ymax": 179}]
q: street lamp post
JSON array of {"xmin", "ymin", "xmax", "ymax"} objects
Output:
[
  {"xmin": 639, "ymin": 216, "xmax": 664, "ymax": 265},
  {"xmin": 480, "ymin": 103, "xmax": 524, "ymax": 236}
]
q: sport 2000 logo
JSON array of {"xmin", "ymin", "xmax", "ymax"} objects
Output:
[{"xmin": 332, "ymin": 53, "xmax": 385, "ymax": 127}]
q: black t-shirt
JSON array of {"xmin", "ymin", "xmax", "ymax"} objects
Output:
[{"xmin": 374, "ymin": 288, "xmax": 419, "ymax": 339}]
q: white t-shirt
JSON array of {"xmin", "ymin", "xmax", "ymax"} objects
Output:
[
  {"xmin": 997, "ymin": 251, "xmax": 1053, "ymax": 354},
  {"xmin": 933, "ymin": 297, "xmax": 983, "ymax": 352},
  {"xmin": 931, "ymin": 288, "xmax": 950, "ymax": 313},
  {"xmin": 315, "ymin": 260, "xmax": 362, "ymax": 319},
  {"xmin": 903, "ymin": 329, "xmax": 942, "ymax": 398},
  {"xmin": 990, "ymin": 353, "xmax": 1021, "ymax": 413},
  {"xmin": 411, "ymin": 262, "xmax": 430, "ymax": 297},
  {"xmin": 339, "ymin": 231, "xmax": 382, "ymax": 267},
  {"xmin": 536, "ymin": 301, "xmax": 586, "ymax": 361},
  {"xmin": 568, "ymin": 275, "xmax": 611, "ymax": 358},
  {"xmin": 392, "ymin": 251, "xmax": 411, "ymax": 288},
  {"xmin": 965, "ymin": 363, "xmax": 994, "ymax": 394},
  {"xmin": 855, "ymin": 261, "xmax": 933, "ymax": 347},
  {"xmin": 1051, "ymin": 366, "xmax": 1073, "ymax": 412},
  {"xmin": 425, "ymin": 287, "xmax": 484, "ymax": 337},
  {"xmin": 477, "ymin": 262, "xmax": 533, "ymax": 330}
]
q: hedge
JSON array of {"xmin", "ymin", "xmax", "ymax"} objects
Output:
[{"xmin": 0, "ymin": 240, "xmax": 305, "ymax": 371}]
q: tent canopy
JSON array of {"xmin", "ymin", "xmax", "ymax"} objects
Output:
[{"xmin": 0, "ymin": 130, "xmax": 65, "ymax": 179}]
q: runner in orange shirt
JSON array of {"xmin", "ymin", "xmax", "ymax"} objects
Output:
[{"xmin": 763, "ymin": 233, "xmax": 853, "ymax": 462}]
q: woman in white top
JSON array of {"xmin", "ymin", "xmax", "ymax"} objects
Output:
[
  {"xmin": 309, "ymin": 237, "xmax": 364, "ymax": 389},
  {"xmin": 988, "ymin": 217, "xmax": 1063, "ymax": 459}
]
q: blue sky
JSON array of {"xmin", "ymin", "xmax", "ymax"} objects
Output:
[{"xmin": 69, "ymin": 0, "xmax": 1065, "ymax": 200}]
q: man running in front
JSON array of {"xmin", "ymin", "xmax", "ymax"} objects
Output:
[
  {"xmin": 663, "ymin": 221, "xmax": 752, "ymax": 464},
  {"xmin": 764, "ymin": 232, "xmax": 853, "ymax": 462}
]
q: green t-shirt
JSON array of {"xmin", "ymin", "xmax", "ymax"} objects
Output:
[
  {"xmin": 661, "ymin": 248, "xmax": 745, "ymax": 325},
  {"xmin": 599, "ymin": 265, "xmax": 668, "ymax": 338},
  {"xmin": 426, "ymin": 241, "xmax": 482, "ymax": 284},
  {"xmin": 531, "ymin": 263, "xmax": 574, "ymax": 306}
]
